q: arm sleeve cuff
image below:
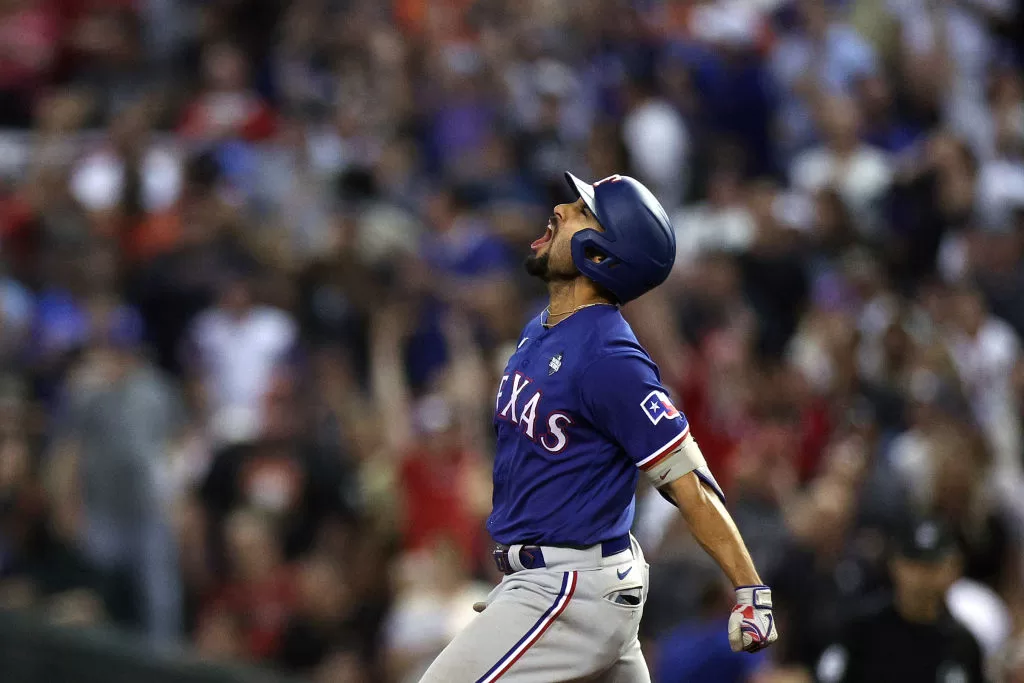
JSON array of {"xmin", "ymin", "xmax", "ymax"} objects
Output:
[{"xmin": 642, "ymin": 432, "xmax": 726, "ymax": 503}]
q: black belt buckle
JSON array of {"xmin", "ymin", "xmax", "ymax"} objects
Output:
[{"xmin": 493, "ymin": 547, "xmax": 512, "ymax": 574}]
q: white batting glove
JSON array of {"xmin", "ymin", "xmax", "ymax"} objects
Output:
[{"xmin": 728, "ymin": 585, "xmax": 778, "ymax": 653}]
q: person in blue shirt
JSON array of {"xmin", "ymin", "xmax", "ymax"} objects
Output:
[
  {"xmin": 654, "ymin": 580, "xmax": 765, "ymax": 683},
  {"xmin": 419, "ymin": 172, "xmax": 777, "ymax": 683}
]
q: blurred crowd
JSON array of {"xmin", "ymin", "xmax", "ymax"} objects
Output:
[{"xmin": 0, "ymin": 0, "xmax": 1023, "ymax": 682}]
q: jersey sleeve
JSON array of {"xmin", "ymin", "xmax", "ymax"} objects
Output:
[{"xmin": 579, "ymin": 352, "xmax": 723, "ymax": 499}]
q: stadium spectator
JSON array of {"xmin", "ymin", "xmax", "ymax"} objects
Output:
[
  {"xmin": 49, "ymin": 303, "xmax": 184, "ymax": 645},
  {"xmin": 383, "ymin": 539, "xmax": 490, "ymax": 683},
  {"xmin": 789, "ymin": 94, "xmax": 893, "ymax": 237},
  {"xmin": 185, "ymin": 272, "xmax": 297, "ymax": 446},
  {"xmin": 178, "ymin": 41, "xmax": 278, "ymax": 143},
  {"xmin": 196, "ymin": 507, "xmax": 298, "ymax": 661},
  {"xmin": 814, "ymin": 518, "xmax": 985, "ymax": 683},
  {"xmin": 771, "ymin": 0, "xmax": 879, "ymax": 155},
  {"xmin": 0, "ymin": 0, "xmax": 59, "ymax": 127}
]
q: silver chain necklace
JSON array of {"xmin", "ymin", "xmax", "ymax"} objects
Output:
[{"xmin": 542, "ymin": 302, "xmax": 615, "ymax": 328}]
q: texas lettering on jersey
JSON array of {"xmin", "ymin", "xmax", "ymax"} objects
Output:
[{"xmin": 495, "ymin": 372, "xmax": 573, "ymax": 453}]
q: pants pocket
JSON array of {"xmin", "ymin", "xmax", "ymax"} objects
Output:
[{"xmin": 603, "ymin": 586, "xmax": 643, "ymax": 610}]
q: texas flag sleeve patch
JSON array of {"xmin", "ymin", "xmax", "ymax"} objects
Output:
[{"xmin": 640, "ymin": 390, "xmax": 680, "ymax": 425}]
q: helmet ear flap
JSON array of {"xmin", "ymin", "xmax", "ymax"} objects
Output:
[{"xmin": 571, "ymin": 228, "xmax": 622, "ymax": 300}]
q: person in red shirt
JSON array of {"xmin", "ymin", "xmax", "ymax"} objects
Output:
[
  {"xmin": 196, "ymin": 507, "xmax": 299, "ymax": 662},
  {"xmin": 397, "ymin": 394, "xmax": 490, "ymax": 572},
  {"xmin": 178, "ymin": 41, "xmax": 278, "ymax": 143},
  {"xmin": 0, "ymin": 0, "xmax": 59, "ymax": 127}
]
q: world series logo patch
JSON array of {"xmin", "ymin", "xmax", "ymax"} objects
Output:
[
  {"xmin": 641, "ymin": 390, "xmax": 679, "ymax": 424},
  {"xmin": 548, "ymin": 352, "xmax": 563, "ymax": 375}
]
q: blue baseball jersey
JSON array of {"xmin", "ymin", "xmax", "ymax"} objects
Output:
[{"xmin": 487, "ymin": 304, "xmax": 690, "ymax": 546}]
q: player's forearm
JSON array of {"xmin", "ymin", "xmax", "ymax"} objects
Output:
[{"xmin": 666, "ymin": 472, "xmax": 762, "ymax": 587}]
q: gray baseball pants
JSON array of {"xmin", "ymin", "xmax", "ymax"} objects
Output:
[{"xmin": 419, "ymin": 536, "xmax": 651, "ymax": 683}]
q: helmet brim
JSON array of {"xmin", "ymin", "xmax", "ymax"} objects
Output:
[{"xmin": 564, "ymin": 172, "xmax": 600, "ymax": 223}]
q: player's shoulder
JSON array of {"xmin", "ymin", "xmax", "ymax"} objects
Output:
[
  {"xmin": 577, "ymin": 306, "xmax": 645, "ymax": 352},
  {"xmin": 599, "ymin": 306, "xmax": 653, "ymax": 349},
  {"xmin": 577, "ymin": 336, "xmax": 656, "ymax": 382}
]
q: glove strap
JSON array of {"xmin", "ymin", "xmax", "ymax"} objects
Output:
[{"xmin": 735, "ymin": 585, "xmax": 772, "ymax": 609}]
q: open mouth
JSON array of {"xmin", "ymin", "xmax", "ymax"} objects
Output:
[{"xmin": 531, "ymin": 219, "xmax": 555, "ymax": 252}]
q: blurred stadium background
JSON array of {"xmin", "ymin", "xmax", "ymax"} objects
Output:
[{"xmin": 0, "ymin": 0, "xmax": 1023, "ymax": 681}]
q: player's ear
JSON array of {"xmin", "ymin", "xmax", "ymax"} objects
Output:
[{"xmin": 584, "ymin": 246, "xmax": 606, "ymax": 264}]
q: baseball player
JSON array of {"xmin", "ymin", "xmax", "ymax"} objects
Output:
[{"xmin": 419, "ymin": 172, "xmax": 778, "ymax": 682}]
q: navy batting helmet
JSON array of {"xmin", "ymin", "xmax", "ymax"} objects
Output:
[{"xmin": 564, "ymin": 172, "xmax": 676, "ymax": 303}]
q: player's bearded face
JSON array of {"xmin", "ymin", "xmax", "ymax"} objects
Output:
[{"xmin": 524, "ymin": 200, "xmax": 596, "ymax": 282}]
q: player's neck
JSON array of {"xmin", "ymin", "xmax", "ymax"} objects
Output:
[{"xmin": 545, "ymin": 279, "xmax": 615, "ymax": 326}]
